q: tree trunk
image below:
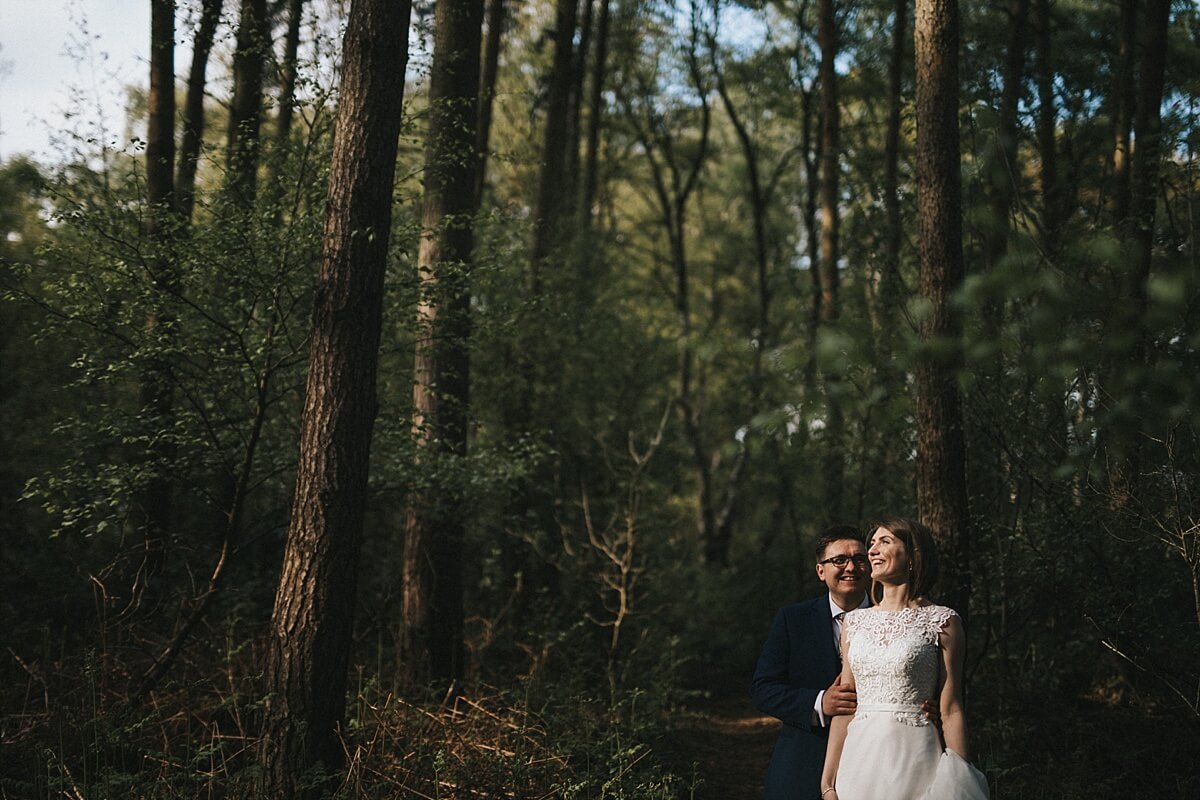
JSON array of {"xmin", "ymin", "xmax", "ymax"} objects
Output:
[
  {"xmin": 132, "ymin": 0, "xmax": 178, "ymax": 602},
  {"xmin": 1128, "ymin": 0, "xmax": 1171, "ymax": 363},
  {"xmin": 1101, "ymin": 0, "xmax": 1170, "ymax": 509},
  {"xmin": 673, "ymin": 35, "xmax": 717, "ymax": 562},
  {"xmin": 975, "ymin": 0, "xmax": 1027, "ymax": 578},
  {"xmin": 817, "ymin": 0, "xmax": 844, "ymax": 521},
  {"xmin": 563, "ymin": 0, "xmax": 594, "ymax": 216},
  {"xmin": 1095, "ymin": 0, "xmax": 1137, "ymax": 504},
  {"xmin": 501, "ymin": 0, "xmax": 578, "ymax": 600},
  {"xmin": 145, "ymin": 0, "xmax": 176, "ymax": 344},
  {"xmin": 580, "ymin": 0, "xmax": 611, "ymax": 226},
  {"xmin": 793, "ymin": 4, "xmax": 820, "ymax": 369},
  {"xmin": 878, "ymin": 0, "xmax": 906, "ymax": 325},
  {"xmin": 1113, "ymin": 0, "xmax": 1172, "ymax": 496},
  {"xmin": 177, "ymin": 0, "xmax": 222, "ymax": 222},
  {"xmin": 1031, "ymin": 0, "xmax": 1068, "ymax": 518},
  {"xmin": 260, "ymin": 0, "xmax": 412, "ymax": 793},
  {"xmin": 474, "ymin": 0, "xmax": 506, "ymax": 205},
  {"xmin": 914, "ymin": 0, "xmax": 971, "ymax": 615},
  {"xmin": 402, "ymin": 0, "xmax": 485, "ymax": 687},
  {"xmin": 276, "ymin": 0, "xmax": 306, "ymax": 148},
  {"xmin": 1034, "ymin": 0, "xmax": 1059, "ymax": 254},
  {"xmin": 711, "ymin": 57, "xmax": 770, "ymax": 366},
  {"xmin": 529, "ymin": 0, "xmax": 578, "ymax": 284},
  {"xmin": 801, "ymin": 84, "xmax": 821, "ymax": 387},
  {"xmin": 981, "ymin": 0, "xmax": 1028, "ymax": 276},
  {"xmin": 226, "ymin": 0, "xmax": 269, "ymax": 207},
  {"xmin": 1111, "ymin": 0, "xmax": 1136, "ymax": 229},
  {"xmin": 264, "ymin": 0, "xmax": 306, "ymax": 216}
]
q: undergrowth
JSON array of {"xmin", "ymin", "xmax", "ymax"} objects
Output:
[{"xmin": 1, "ymin": 640, "xmax": 697, "ymax": 799}]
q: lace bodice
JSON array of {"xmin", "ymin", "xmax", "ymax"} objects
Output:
[{"xmin": 844, "ymin": 605, "xmax": 957, "ymax": 727}]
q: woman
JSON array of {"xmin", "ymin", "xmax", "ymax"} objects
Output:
[{"xmin": 819, "ymin": 517, "xmax": 988, "ymax": 800}]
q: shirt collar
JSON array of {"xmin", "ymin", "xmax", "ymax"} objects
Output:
[{"xmin": 829, "ymin": 592, "xmax": 870, "ymax": 616}]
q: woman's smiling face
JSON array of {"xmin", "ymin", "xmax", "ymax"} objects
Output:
[{"xmin": 867, "ymin": 526, "xmax": 910, "ymax": 584}]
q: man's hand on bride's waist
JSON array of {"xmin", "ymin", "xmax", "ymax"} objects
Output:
[
  {"xmin": 921, "ymin": 698, "xmax": 941, "ymax": 726},
  {"xmin": 822, "ymin": 674, "xmax": 857, "ymax": 717}
]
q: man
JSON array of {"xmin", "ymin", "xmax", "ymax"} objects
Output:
[{"xmin": 751, "ymin": 525, "xmax": 870, "ymax": 800}]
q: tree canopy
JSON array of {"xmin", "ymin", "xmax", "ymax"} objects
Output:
[{"xmin": 1, "ymin": 0, "xmax": 1198, "ymax": 796}]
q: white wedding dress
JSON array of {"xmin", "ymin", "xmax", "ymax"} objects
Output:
[{"xmin": 835, "ymin": 606, "xmax": 989, "ymax": 800}]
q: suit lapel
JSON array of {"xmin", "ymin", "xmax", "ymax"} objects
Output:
[{"xmin": 811, "ymin": 596, "xmax": 838, "ymax": 680}]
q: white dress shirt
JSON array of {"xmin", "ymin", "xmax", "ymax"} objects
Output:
[{"xmin": 813, "ymin": 593, "xmax": 870, "ymax": 727}]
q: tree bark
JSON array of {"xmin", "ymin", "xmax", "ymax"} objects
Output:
[
  {"xmin": 801, "ymin": 83, "xmax": 821, "ymax": 386},
  {"xmin": 980, "ymin": 0, "xmax": 1027, "ymax": 297},
  {"xmin": 975, "ymin": 0, "xmax": 1028, "ymax": 572},
  {"xmin": 276, "ymin": 0, "xmax": 306, "ymax": 148},
  {"xmin": 474, "ymin": 0, "xmax": 506, "ymax": 205},
  {"xmin": 1031, "ymin": 0, "xmax": 1068, "ymax": 518},
  {"xmin": 265, "ymin": 0, "xmax": 307, "ymax": 218},
  {"xmin": 1111, "ymin": 0, "xmax": 1136, "ymax": 229},
  {"xmin": 226, "ymin": 0, "xmax": 269, "ymax": 207},
  {"xmin": 529, "ymin": 0, "xmax": 578, "ymax": 284},
  {"xmin": 563, "ymin": 0, "xmax": 595, "ymax": 215},
  {"xmin": 914, "ymin": 0, "xmax": 971, "ymax": 615},
  {"xmin": 878, "ymin": 0, "xmax": 907, "ymax": 325},
  {"xmin": 1095, "ymin": 0, "xmax": 1138, "ymax": 504},
  {"xmin": 260, "ymin": 0, "xmax": 412, "ymax": 793},
  {"xmin": 1100, "ymin": 0, "xmax": 1170, "ymax": 509},
  {"xmin": 1127, "ymin": 0, "xmax": 1171, "ymax": 362},
  {"xmin": 1034, "ymin": 0, "xmax": 1059, "ymax": 254},
  {"xmin": 177, "ymin": 0, "xmax": 222, "ymax": 222},
  {"xmin": 147, "ymin": 3, "xmax": 177, "ymax": 217},
  {"xmin": 132, "ymin": 0, "xmax": 178, "ymax": 601},
  {"xmin": 1112, "ymin": 0, "xmax": 1172, "ymax": 497},
  {"xmin": 817, "ymin": 0, "xmax": 844, "ymax": 521},
  {"xmin": 402, "ymin": 0, "xmax": 485, "ymax": 687},
  {"xmin": 580, "ymin": 0, "xmax": 611, "ymax": 226}
]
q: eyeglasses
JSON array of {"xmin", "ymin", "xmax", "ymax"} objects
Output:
[{"xmin": 818, "ymin": 555, "xmax": 869, "ymax": 568}]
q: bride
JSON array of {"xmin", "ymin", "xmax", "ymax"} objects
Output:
[{"xmin": 819, "ymin": 517, "xmax": 988, "ymax": 800}]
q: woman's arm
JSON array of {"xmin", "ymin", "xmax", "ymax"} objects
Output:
[
  {"xmin": 820, "ymin": 711, "xmax": 851, "ymax": 798},
  {"xmin": 937, "ymin": 613, "xmax": 969, "ymax": 759},
  {"xmin": 819, "ymin": 633, "xmax": 855, "ymax": 798}
]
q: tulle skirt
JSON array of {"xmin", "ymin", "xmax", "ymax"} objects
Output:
[{"xmin": 835, "ymin": 714, "xmax": 988, "ymax": 800}]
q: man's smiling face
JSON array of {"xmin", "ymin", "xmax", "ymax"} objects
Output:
[{"xmin": 815, "ymin": 538, "xmax": 870, "ymax": 608}]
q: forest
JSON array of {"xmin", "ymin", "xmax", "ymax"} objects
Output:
[{"xmin": 1, "ymin": 0, "xmax": 1198, "ymax": 797}]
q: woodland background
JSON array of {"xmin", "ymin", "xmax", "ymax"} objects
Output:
[{"xmin": 1, "ymin": 0, "xmax": 1199, "ymax": 797}]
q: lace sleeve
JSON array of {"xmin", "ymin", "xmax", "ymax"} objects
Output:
[{"xmin": 926, "ymin": 605, "xmax": 958, "ymax": 643}]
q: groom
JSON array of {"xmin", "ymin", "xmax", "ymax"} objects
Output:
[{"xmin": 751, "ymin": 526, "xmax": 870, "ymax": 800}]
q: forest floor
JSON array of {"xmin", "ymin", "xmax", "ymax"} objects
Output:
[{"xmin": 661, "ymin": 680, "xmax": 778, "ymax": 799}]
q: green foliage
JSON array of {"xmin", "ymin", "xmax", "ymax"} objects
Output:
[{"xmin": 4, "ymin": 0, "xmax": 1200, "ymax": 796}]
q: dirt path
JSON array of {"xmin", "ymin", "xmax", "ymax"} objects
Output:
[{"xmin": 664, "ymin": 687, "xmax": 779, "ymax": 799}]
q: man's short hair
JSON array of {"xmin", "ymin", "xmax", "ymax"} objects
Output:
[{"xmin": 814, "ymin": 524, "xmax": 864, "ymax": 562}]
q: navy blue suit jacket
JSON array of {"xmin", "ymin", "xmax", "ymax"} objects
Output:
[{"xmin": 751, "ymin": 595, "xmax": 840, "ymax": 800}]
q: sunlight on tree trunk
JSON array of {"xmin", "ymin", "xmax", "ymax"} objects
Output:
[
  {"xmin": 402, "ymin": 0, "xmax": 485, "ymax": 688},
  {"xmin": 260, "ymin": 0, "xmax": 413, "ymax": 793},
  {"xmin": 914, "ymin": 0, "xmax": 971, "ymax": 616}
]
